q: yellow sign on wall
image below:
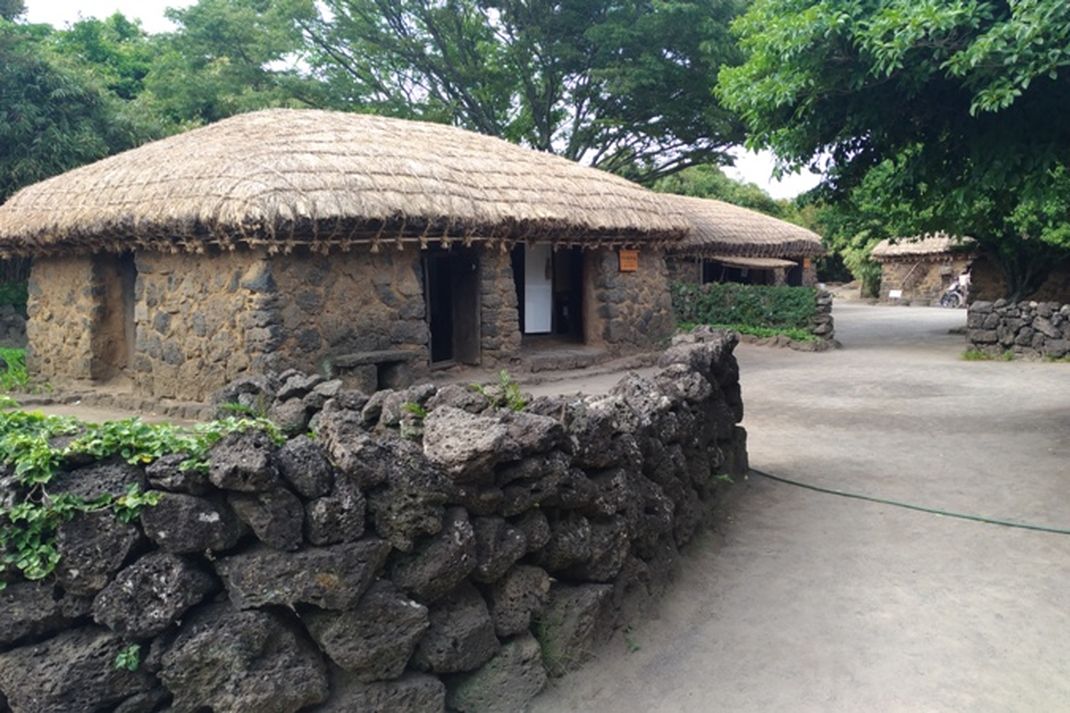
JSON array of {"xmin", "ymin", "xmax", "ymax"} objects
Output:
[{"xmin": 619, "ymin": 249, "xmax": 639, "ymax": 272}]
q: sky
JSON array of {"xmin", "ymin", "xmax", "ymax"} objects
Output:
[{"xmin": 24, "ymin": 0, "xmax": 824, "ymax": 200}]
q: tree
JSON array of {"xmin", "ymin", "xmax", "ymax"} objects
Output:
[
  {"xmin": 0, "ymin": 21, "xmax": 156, "ymax": 203},
  {"xmin": 0, "ymin": 0, "xmax": 24, "ymax": 21},
  {"xmin": 296, "ymin": 0, "xmax": 745, "ymax": 183},
  {"xmin": 48, "ymin": 13, "xmax": 157, "ymax": 101},
  {"xmin": 142, "ymin": 0, "xmax": 320, "ymax": 126},
  {"xmin": 654, "ymin": 164, "xmax": 789, "ymax": 218},
  {"xmin": 718, "ymin": 0, "xmax": 1070, "ymax": 299}
]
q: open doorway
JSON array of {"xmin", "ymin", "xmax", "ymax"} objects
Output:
[
  {"xmin": 91, "ymin": 252, "xmax": 137, "ymax": 381},
  {"xmin": 425, "ymin": 248, "xmax": 480, "ymax": 366},
  {"xmin": 511, "ymin": 244, "xmax": 584, "ymax": 341}
]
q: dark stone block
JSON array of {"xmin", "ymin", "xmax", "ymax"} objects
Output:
[
  {"xmin": 446, "ymin": 633, "xmax": 547, "ymax": 713},
  {"xmin": 0, "ymin": 581, "xmax": 91, "ymax": 648},
  {"xmin": 229, "ymin": 488, "xmax": 305, "ymax": 551},
  {"xmin": 208, "ymin": 429, "xmax": 281, "ymax": 492},
  {"xmin": 160, "ymin": 603, "xmax": 327, "ymax": 713},
  {"xmin": 303, "ymin": 580, "xmax": 428, "ymax": 682},
  {"xmin": 413, "ymin": 582, "xmax": 499, "ymax": 673},
  {"xmin": 92, "ymin": 553, "xmax": 216, "ymax": 639},
  {"xmin": 391, "ymin": 508, "xmax": 477, "ymax": 603},
  {"xmin": 216, "ymin": 539, "xmax": 391, "ymax": 610},
  {"xmin": 140, "ymin": 492, "xmax": 244, "ymax": 554},
  {"xmin": 56, "ymin": 510, "xmax": 143, "ymax": 595}
]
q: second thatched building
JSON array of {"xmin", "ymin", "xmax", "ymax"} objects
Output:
[
  {"xmin": 662, "ymin": 194, "xmax": 825, "ymax": 287},
  {"xmin": 0, "ymin": 110, "xmax": 687, "ymax": 401}
]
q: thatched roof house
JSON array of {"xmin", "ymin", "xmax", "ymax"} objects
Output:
[
  {"xmin": 661, "ymin": 194, "xmax": 825, "ymax": 286},
  {"xmin": 871, "ymin": 233, "xmax": 976, "ymax": 303},
  {"xmin": 0, "ymin": 109, "xmax": 686, "ymax": 401}
]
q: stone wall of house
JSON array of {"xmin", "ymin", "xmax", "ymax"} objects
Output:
[
  {"xmin": 479, "ymin": 247, "xmax": 522, "ymax": 365},
  {"xmin": 26, "ymin": 256, "xmax": 99, "ymax": 383},
  {"xmin": 970, "ymin": 255, "xmax": 1070, "ymax": 304},
  {"xmin": 271, "ymin": 248, "xmax": 430, "ymax": 378},
  {"xmin": 878, "ymin": 255, "xmax": 972, "ymax": 304},
  {"xmin": 586, "ymin": 248, "xmax": 675, "ymax": 351},
  {"xmin": 966, "ymin": 299, "xmax": 1070, "ymax": 359},
  {"xmin": 132, "ymin": 251, "xmax": 273, "ymax": 401},
  {"xmin": 666, "ymin": 255, "xmax": 701, "ymax": 285},
  {"xmin": 0, "ymin": 332, "xmax": 746, "ymax": 713}
]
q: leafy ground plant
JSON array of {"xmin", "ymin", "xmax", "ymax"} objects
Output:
[{"xmin": 0, "ymin": 348, "xmax": 29, "ymax": 391}]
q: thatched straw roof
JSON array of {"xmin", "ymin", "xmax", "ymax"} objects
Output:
[
  {"xmin": 0, "ymin": 109, "xmax": 689, "ymax": 256},
  {"xmin": 871, "ymin": 233, "xmax": 976, "ymax": 260},
  {"xmin": 661, "ymin": 194, "xmax": 824, "ymax": 258}
]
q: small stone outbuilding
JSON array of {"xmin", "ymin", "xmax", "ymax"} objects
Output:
[
  {"xmin": 0, "ymin": 110, "xmax": 687, "ymax": 401},
  {"xmin": 871, "ymin": 233, "xmax": 976, "ymax": 304},
  {"xmin": 662, "ymin": 194, "xmax": 825, "ymax": 287}
]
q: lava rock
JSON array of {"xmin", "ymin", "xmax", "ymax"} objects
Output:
[
  {"xmin": 422, "ymin": 407, "xmax": 515, "ymax": 482},
  {"xmin": 534, "ymin": 513, "xmax": 592, "ymax": 573},
  {"xmin": 56, "ymin": 510, "xmax": 143, "ymax": 595},
  {"xmin": 277, "ymin": 372, "xmax": 324, "ymax": 402},
  {"xmin": 470, "ymin": 517, "xmax": 527, "ymax": 584},
  {"xmin": 276, "ymin": 435, "xmax": 333, "ymax": 499},
  {"xmin": 302, "ymin": 580, "xmax": 428, "ymax": 682},
  {"xmin": 216, "ymin": 539, "xmax": 391, "ymax": 610},
  {"xmin": 500, "ymin": 410, "xmax": 568, "ymax": 456},
  {"xmin": 146, "ymin": 453, "xmax": 210, "ymax": 495},
  {"xmin": 306, "ymin": 476, "xmax": 366, "ymax": 546},
  {"xmin": 446, "ymin": 632, "xmax": 547, "ymax": 713},
  {"xmin": 425, "ymin": 383, "xmax": 489, "ymax": 414},
  {"xmin": 268, "ymin": 398, "xmax": 312, "ymax": 437},
  {"xmin": 365, "ymin": 438, "xmax": 449, "ymax": 551},
  {"xmin": 49, "ymin": 460, "xmax": 146, "ymax": 501},
  {"xmin": 112, "ymin": 688, "xmax": 170, "ymax": 713},
  {"xmin": 318, "ymin": 673, "xmax": 445, "ymax": 713},
  {"xmin": 412, "ymin": 582, "xmax": 500, "ymax": 673},
  {"xmin": 92, "ymin": 553, "xmax": 217, "ymax": 639},
  {"xmin": 228, "ymin": 488, "xmax": 305, "ymax": 551},
  {"xmin": 564, "ymin": 517, "xmax": 630, "ymax": 582},
  {"xmin": 391, "ymin": 508, "xmax": 477, "ymax": 603},
  {"xmin": 0, "ymin": 626, "xmax": 154, "ymax": 713},
  {"xmin": 0, "ymin": 580, "xmax": 92, "ymax": 648},
  {"xmin": 160, "ymin": 603, "xmax": 328, "ymax": 713},
  {"xmin": 533, "ymin": 583, "xmax": 612, "ymax": 677},
  {"xmin": 140, "ymin": 492, "xmax": 244, "ymax": 554},
  {"xmin": 488, "ymin": 565, "xmax": 551, "ymax": 638},
  {"xmin": 207, "ymin": 429, "xmax": 281, "ymax": 492},
  {"xmin": 512, "ymin": 510, "xmax": 551, "ymax": 553}
]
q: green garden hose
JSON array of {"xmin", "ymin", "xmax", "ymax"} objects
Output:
[{"xmin": 749, "ymin": 468, "xmax": 1070, "ymax": 536}]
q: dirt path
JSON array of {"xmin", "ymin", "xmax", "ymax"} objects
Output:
[{"xmin": 531, "ymin": 303, "xmax": 1070, "ymax": 713}]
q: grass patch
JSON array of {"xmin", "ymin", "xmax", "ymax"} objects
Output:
[
  {"xmin": 679, "ymin": 322, "xmax": 815, "ymax": 342},
  {"xmin": 962, "ymin": 348, "xmax": 1014, "ymax": 361},
  {"xmin": 0, "ymin": 348, "xmax": 28, "ymax": 391}
]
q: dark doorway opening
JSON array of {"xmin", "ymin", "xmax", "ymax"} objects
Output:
[
  {"xmin": 703, "ymin": 260, "xmax": 773, "ymax": 286},
  {"xmin": 511, "ymin": 244, "xmax": 584, "ymax": 341},
  {"xmin": 425, "ymin": 248, "xmax": 480, "ymax": 365},
  {"xmin": 787, "ymin": 264, "xmax": 804, "ymax": 286}
]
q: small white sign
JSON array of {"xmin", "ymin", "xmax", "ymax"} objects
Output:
[{"xmin": 888, "ymin": 289, "xmax": 903, "ymax": 299}]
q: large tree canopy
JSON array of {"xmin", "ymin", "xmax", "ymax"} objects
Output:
[
  {"xmin": 719, "ymin": 0, "xmax": 1070, "ymax": 298},
  {"xmin": 293, "ymin": 0, "xmax": 746, "ymax": 183}
]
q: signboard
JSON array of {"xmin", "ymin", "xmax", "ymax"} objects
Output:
[
  {"xmin": 802, "ymin": 257, "xmax": 812, "ymax": 268},
  {"xmin": 888, "ymin": 289, "xmax": 903, "ymax": 299},
  {"xmin": 619, "ymin": 249, "xmax": 639, "ymax": 273}
]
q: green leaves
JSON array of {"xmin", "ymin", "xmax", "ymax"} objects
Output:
[
  {"xmin": 0, "ymin": 412, "xmax": 282, "ymax": 584},
  {"xmin": 672, "ymin": 282, "xmax": 819, "ymax": 333},
  {"xmin": 114, "ymin": 644, "xmax": 141, "ymax": 671}
]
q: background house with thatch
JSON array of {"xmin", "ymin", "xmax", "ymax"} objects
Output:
[
  {"xmin": 871, "ymin": 233, "xmax": 976, "ymax": 304},
  {"xmin": 0, "ymin": 109, "xmax": 686, "ymax": 401},
  {"xmin": 661, "ymin": 194, "xmax": 825, "ymax": 287}
]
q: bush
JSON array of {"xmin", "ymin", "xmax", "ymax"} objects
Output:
[
  {"xmin": 672, "ymin": 282, "xmax": 818, "ymax": 332},
  {"xmin": 0, "ymin": 282, "xmax": 27, "ymax": 311},
  {"xmin": 0, "ymin": 348, "xmax": 27, "ymax": 391}
]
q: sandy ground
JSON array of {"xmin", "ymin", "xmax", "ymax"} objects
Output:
[{"xmin": 530, "ymin": 303, "xmax": 1070, "ymax": 713}]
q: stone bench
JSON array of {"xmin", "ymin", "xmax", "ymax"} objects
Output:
[{"xmin": 328, "ymin": 350, "xmax": 420, "ymax": 393}]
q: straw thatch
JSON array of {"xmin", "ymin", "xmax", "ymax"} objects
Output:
[
  {"xmin": 871, "ymin": 233, "xmax": 976, "ymax": 260},
  {"xmin": 661, "ymin": 194, "xmax": 824, "ymax": 258},
  {"xmin": 0, "ymin": 109, "xmax": 689, "ymax": 256}
]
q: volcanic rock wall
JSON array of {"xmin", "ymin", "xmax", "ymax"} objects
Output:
[
  {"xmin": 0, "ymin": 331, "xmax": 746, "ymax": 713},
  {"xmin": 967, "ymin": 299, "xmax": 1070, "ymax": 359}
]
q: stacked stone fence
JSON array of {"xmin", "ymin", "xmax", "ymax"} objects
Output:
[
  {"xmin": 967, "ymin": 299, "xmax": 1070, "ymax": 359},
  {"xmin": 0, "ymin": 329, "xmax": 747, "ymax": 713}
]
